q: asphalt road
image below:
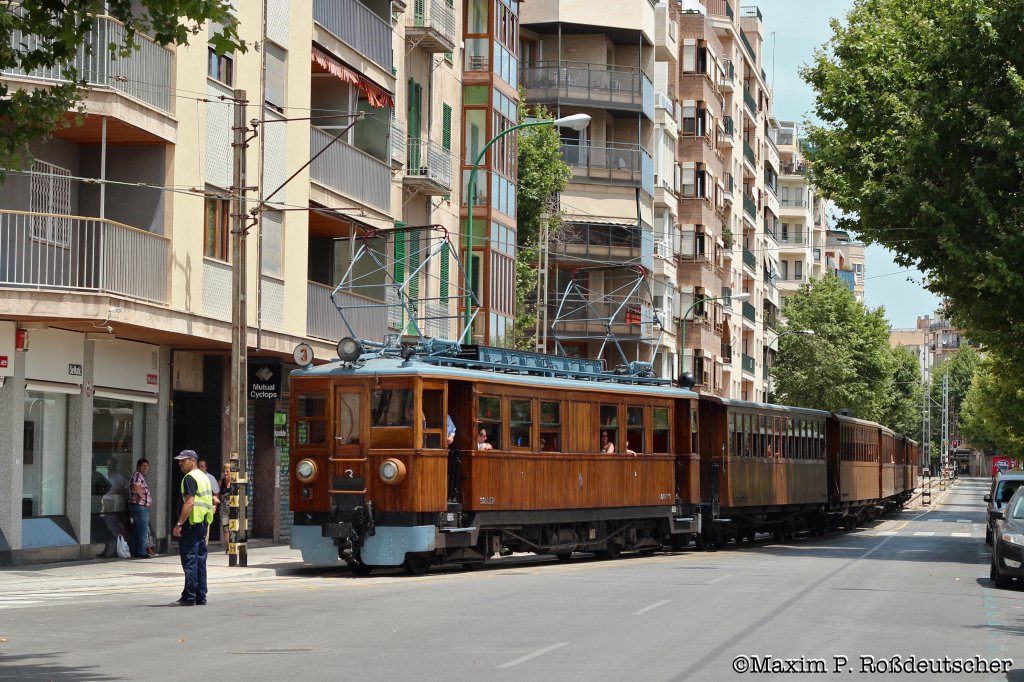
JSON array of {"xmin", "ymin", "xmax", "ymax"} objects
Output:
[{"xmin": 2, "ymin": 477, "xmax": 1022, "ymax": 682}]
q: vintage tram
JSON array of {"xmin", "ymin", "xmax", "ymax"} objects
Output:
[{"xmin": 288, "ymin": 339, "xmax": 920, "ymax": 573}]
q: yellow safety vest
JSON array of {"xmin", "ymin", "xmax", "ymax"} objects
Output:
[{"xmin": 181, "ymin": 469, "xmax": 214, "ymax": 525}]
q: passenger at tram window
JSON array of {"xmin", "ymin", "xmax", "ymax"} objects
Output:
[
  {"xmin": 600, "ymin": 431, "xmax": 616, "ymax": 454},
  {"xmin": 476, "ymin": 427, "xmax": 494, "ymax": 451},
  {"xmin": 447, "ymin": 415, "xmax": 456, "ymax": 446}
]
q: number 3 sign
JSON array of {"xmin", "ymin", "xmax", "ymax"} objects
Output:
[{"xmin": 292, "ymin": 343, "xmax": 314, "ymax": 367}]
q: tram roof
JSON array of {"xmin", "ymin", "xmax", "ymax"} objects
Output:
[
  {"xmin": 293, "ymin": 356, "xmax": 700, "ymax": 400},
  {"xmin": 702, "ymin": 395, "xmax": 832, "ymax": 419}
]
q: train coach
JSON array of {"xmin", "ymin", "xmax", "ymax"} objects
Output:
[{"xmin": 288, "ymin": 340, "xmax": 920, "ymax": 573}]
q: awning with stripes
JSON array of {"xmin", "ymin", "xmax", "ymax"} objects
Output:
[{"xmin": 311, "ymin": 45, "xmax": 394, "ymax": 109}]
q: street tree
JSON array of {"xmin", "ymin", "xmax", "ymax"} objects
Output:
[
  {"xmin": 801, "ymin": 0, "xmax": 1024, "ymax": 362},
  {"xmin": 0, "ymin": 0, "xmax": 243, "ymax": 178},
  {"xmin": 961, "ymin": 351, "xmax": 1024, "ymax": 454},
  {"xmin": 511, "ymin": 99, "xmax": 571, "ymax": 349},
  {"xmin": 880, "ymin": 345, "xmax": 922, "ymax": 439},
  {"xmin": 772, "ymin": 274, "xmax": 892, "ymax": 422}
]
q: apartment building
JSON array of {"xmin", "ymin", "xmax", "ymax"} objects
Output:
[
  {"xmin": 519, "ymin": 0, "xmax": 658, "ymax": 368},
  {"xmin": 824, "ymin": 229, "xmax": 865, "ymax": 302},
  {"xmin": 775, "ymin": 120, "xmax": 827, "ymax": 300},
  {"xmin": 0, "ymin": 0, "xmax": 463, "ymax": 565}
]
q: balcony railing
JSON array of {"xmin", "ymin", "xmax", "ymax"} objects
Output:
[
  {"xmin": 407, "ymin": 0, "xmax": 456, "ymax": 53},
  {"xmin": 561, "ymin": 143, "xmax": 654, "ymax": 195},
  {"xmin": 307, "ymin": 281, "xmax": 387, "ymax": 342},
  {"xmin": 742, "ymin": 353, "xmax": 756, "ymax": 374},
  {"xmin": 743, "ymin": 85, "xmax": 758, "ymax": 117},
  {"xmin": 390, "ymin": 119, "xmax": 406, "ymax": 167},
  {"xmin": 314, "ymin": 0, "xmax": 393, "ymax": 72},
  {"xmin": 743, "ymin": 194, "xmax": 757, "ymax": 219},
  {"xmin": 3, "ymin": 15, "xmax": 173, "ymax": 113},
  {"xmin": 739, "ymin": 30, "xmax": 757, "ymax": 63},
  {"xmin": 722, "ymin": 343, "xmax": 733, "ymax": 364},
  {"xmin": 404, "ymin": 137, "xmax": 453, "ymax": 194},
  {"xmin": 522, "ymin": 61, "xmax": 655, "ymax": 119},
  {"xmin": 743, "ymin": 139, "xmax": 756, "ymax": 166},
  {"xmin": 0, "ymin": 210, "xmax": 169, "ymax": 303},
  {"xmin": 742, "ymin": 301, "xmax": 756, "ymax": 323},
  {"xmin": 310, "ymin": 126, "xmax": 391, "ymax": 211},
  {"xmin": 743, "ymin": 248, "xmax": 757, "ymax": 271}
]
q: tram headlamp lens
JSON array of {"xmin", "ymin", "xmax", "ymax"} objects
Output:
[
  {"xmin": 337, "ymin": 337, "xmax": 363, "ymax": 362},
  {"xmin": 296, "ymin": 459, "xmax": 317, "ymax": 483},
  {"xmin": 379, "ymin": 458, "xmax": 407, "ymax": 485}
]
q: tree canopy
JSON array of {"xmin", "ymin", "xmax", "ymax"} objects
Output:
[
  {"xmin": 961, "ymin": 349, "xmax": 1024, "ymax": 454},
  {"xmin": 772, "ymin": 274, "xmax": 919, "ymax": 432},
  {"xmin": 1, "ymin": 1, "xmax": 242, "ymax": 177},
  {"xmin": 802, "ymin": 0, "xmax": 1024, "ymax": 362}
]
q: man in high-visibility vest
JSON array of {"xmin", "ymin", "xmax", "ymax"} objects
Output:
[{"xmin": 170, "ymin": 449, "xmax": 214, "ymax": 606}]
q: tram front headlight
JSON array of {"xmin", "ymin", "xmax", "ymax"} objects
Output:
[
  {"xmin": 379, "ymin": 458, "xmax": 407, "ymax": 485},
  {"xmin": 296, "ymin": 458, "xmax": 318, "ymax": 483}
]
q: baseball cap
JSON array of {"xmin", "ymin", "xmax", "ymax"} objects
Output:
[{"xmin": 175, "ymin": 449, "xmax": 198, "ymax": 461}]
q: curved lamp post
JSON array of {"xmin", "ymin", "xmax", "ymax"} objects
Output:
[
  {"xmin": 462, "ymin": 113, "xmax": 591, "ymax": 344},
  {"xmin": 766, "ymin": 329, "xmax": 814, "ymax": 402},
  {"xmin": 678, "ymin": 291, "xmax": 750, "ymax": 384}
]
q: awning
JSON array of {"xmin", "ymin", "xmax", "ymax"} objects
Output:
[
  {"xmin": 561, "ymin": 214, "xmax": 638, "ymax": 227},
  {"xmin": 311, "ymin": 45, "xmax": 394, "ymax": 109}
]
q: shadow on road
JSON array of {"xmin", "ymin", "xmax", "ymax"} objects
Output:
[{"xmin": 0, "ymin": 652, "xmax": 116, "ymax": 681}]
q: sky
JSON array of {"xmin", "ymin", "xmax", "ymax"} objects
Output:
[{"xmin": 753, "ymin": 0, "xmax": 941, "ymax": 329}]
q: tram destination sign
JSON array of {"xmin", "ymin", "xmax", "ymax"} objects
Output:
[{"xmin": 248, "ymin": 361, "xmax": 282, "ymax": 401}]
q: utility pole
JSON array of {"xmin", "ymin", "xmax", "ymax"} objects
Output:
[
  {"xmin": 536, "ymin": 212, "xmax": 550, "ymax": 353},
  {"xmin": 229, "ymin": 89, "xmax": 251, "ymax": 567},
  {"xmin": 941, "ymin": 373, "xmax": 950, "ymax": 477}
]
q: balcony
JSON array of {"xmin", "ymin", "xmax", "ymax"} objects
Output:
[
  {"xmin": 655, "ymin": 3, "xmax": 678, "ymax": 62},
  {"xmin": 743, "ymin": 138, "xmax": 757, "ymax": 168},
  {"xmin": 742, "ymin": 301, "xmax": 756, "ymax": 323},
  {"xmin": 0, "ymin": 210, "xmax": 169, "ymax": 304},
  {"xmin": 310, "ymin": 126, "xmax": 391, "ymax": 211},
  {"xmin": 314, "ymin": 0, "xmax": 393, "ymax": 73},
  {"xmin": 406, "ymin": 0, "xmax": 457, "ymax": 54},
  {"xmin": 550, "ymin": 222, "xmax": 642, "ymax": 263},
  {"xmin": 723, "ymin": 173, "xmax": 734, "ymax": 204},
  {"xmin": 739, "ymin": 30, "xmax": 757, "ymax": 63},
  {"xmin": 404, "ymin": 138, "xmax": 453, "ymax": 195},
  {"xmin": 742, "ymin": 353, "xmax": 756, "ymax": 375},
  {"xmin": 742, "ymin": 248, "xmax": 757, "ymax": 272},
  {"xmin": 390, "ymin": 119, "xmax": 406, "ymax": 169},
  {"xmin": 722, "ymin": 343, "xmax": 733, "ymax": 366},
  {"xmin": 307, "ymin": 281, "xmax": 387, "ymax": 342},
  {"xmin": 561, "ymin": 143, "xmax": 654, "ymax": 195},
  {"xmin": 522, "ymin": 62, "xmax": 655, "ymax": 120},
  {"xmin": 719, "ymin": 116, "xmax": 735, "ymax": 149},
  {"xmin": 743, "ymin": 85, "xmax": 758, "ymax": 119},
  {"xmin": 719, "ymin": 59, "xmax": 735, "ymax": 92},
  {"xmin": 743, "ymin": 194, "xmax": 757, "ymax": 220}
]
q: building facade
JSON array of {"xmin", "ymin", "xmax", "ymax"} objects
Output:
[{"xmin": 0, "ymin": 0, "xmax": 464, "ymax": 564}]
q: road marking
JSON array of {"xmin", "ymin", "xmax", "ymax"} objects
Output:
[
  {"xmin": 876, "ymin": 531, "xmax": 898, "ymax": 536},
  {"xmin": 956, "ymin": 519, "xmax": 971, "ymax": 523},
  {"xmin": 634, "ymin": 599, "xmax": 672, "ymax": 615},
  {"xmin": 498, "ymin": 642, "xmax": 570, "ymax": 669},
  {"xmin": 707, "ymin": 574, "xmax": 732, "ymax": 584},
  {"xmin": 951, "ymin": 532, "xmax": 972, "ymax": 538},
  {"xmin": 913, "ymin": 532, "xmax": 935, "ymax": 536}
]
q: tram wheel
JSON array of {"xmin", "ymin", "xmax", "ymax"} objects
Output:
[{"xmin": 402, "ymin": 553, "xmax": 432, "ymax": 576}]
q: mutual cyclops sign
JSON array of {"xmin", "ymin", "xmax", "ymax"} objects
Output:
[{"xmin": 248, "ymin": 361, "xmax": 281, "ymax": 400}]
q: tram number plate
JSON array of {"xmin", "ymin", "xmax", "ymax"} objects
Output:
[
  {"xmin": 479, "ymin": 497, "xmax": 495, "ymax": 505},
  {"xmin": 659, "ymin": 493, "xmax": 672, "ymax": 500}
]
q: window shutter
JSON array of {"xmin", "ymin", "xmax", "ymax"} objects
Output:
[
  {"xmin": 265, "ymin": 43, "xmax": 286, "ymax": 108},
  {"xmin": 394, "ymin": 227, "xmax": 406, "ymax": 285},
  {"xmin": 442, "ymin": 104, "xmax": 452, "ymax": 151},
  {"xmin": 440, "ymin": 244, "xmax": 450, "ymax": 304}
]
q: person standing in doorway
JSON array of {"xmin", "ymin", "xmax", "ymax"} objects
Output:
[
  {"xmin": 218, "ymin": 463, "xmax": 232, "ymax": 554},
  {"xmin": 171, "ymin": 450, "xmax": 214, "ymax": 606},
  {"xmin": 128, "ymin": 458, "xmax": 152, "ymax": 559}
]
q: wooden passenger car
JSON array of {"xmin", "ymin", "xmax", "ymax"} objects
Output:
[
  {"xmin": 289, "ymin": 347, "xmax": 701, "ymax": 573},
  {"xmin": 881, "ymin": 426, "xmax": 897, "ymax": 500},
  {"xmin": 827, "ymin": 414, "xmax": 884, "ymax": 522},
  {"xmin": 697, "ymin": 396, "xmax": 830, "ymax": 541}
]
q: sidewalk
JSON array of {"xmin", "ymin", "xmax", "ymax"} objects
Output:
[{"xmin": 0, "ymin": 540, "xmax": 306, "ymax": 595}]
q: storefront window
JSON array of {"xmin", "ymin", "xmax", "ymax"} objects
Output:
[
  {"xmin": 91, "ymin": 399, "xmax": 146, "ymax": 542},
  {"xmin": 23, "ymin": 391, "xmax": 69, "ymax": 517}
]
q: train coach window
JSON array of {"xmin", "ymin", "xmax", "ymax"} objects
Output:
[
  {"xmin": 422, "ymin": 389, "xmax": 444, "ymax": 449},
  {"xmin": 600, "ymin": 404, "xmax": 618, "ymax": 429},
  {"xmin": 510, "ymin": 399, "xmax": 532, "ymax": 448},
  {"xmin": 478, "ymin": 396, "xmax": 502, "ymax": 449},
  {"xmin": 295, "ymin": 392, "xmax": 327, "ymax": 445},
  {"xmin": 540, "ymin": 401, "xmax": 561, "ymax": 452},
  {"xmin": 653, "ymin": 407, "xmax": 670, "ymax": 453},
  {"xmin": 627, "ymin": 406, "xmax": 644, "ymax": 454},
  {"xmin": 371, "ymin": 389, "xmax": 414, "ymax": 427}
]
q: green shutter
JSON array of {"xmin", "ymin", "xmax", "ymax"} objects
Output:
[
  {"xmin": 406, "ymin": 229, "xmax": 420, "ymax": 334},
  {"xmin": 394, "ymin": 228, "xmax": 406, "ymax": 285},
  {"xmin": 440, "ymin": 244, "xmax": 449, "ymax": 304},
  {"xmin": 442, "ymin": 104, "xmax": 452, "ymax": 151},
  {"xmin": 413, "ymin": 0, "xmax": 425, "ymax": 26},
  {"xmin": 407, "ymin": 79, "xmax": 422, "ymax": 169}
]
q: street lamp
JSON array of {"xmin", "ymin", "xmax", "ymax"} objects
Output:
[
  {"xmin": 462, "ymin": 113, "xmax": 591, "ymax": 344},
  {"xmin": 766, "ymin": 329, "xmax": 814, "ymax": 402},
  {"xmin": 678, "ymin": 291, "xmax": 751, "ymax": 386}
]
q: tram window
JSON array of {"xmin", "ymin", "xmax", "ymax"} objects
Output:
[
  {"xmin": 295, "ymin": 392, "xmax": 327, "ymax": 445},
  {"xmin": 510, "ymin": 399, "xmax": 532, "ymax": 448},
  {"xmin": 600, "ymin": 404, "xmax": 618, "ymax": 428},
  {"xmin": 540, "ymin": 401, "xmax": 561, "ymax": 452},
  {"xmin": 626, "ymin": 406, "xmax": 644, "ymax": 454},
  {"xmin": 337, "ymin": 393, "xmax": 361, "ymax": 444},
  {"xmin": 653, "ymin": 407, "xmax": 670, "ymax": 453},
  {"xmin": 727, "ymin": 412, "xmax": 735, "ymax": 457},
  {"xmin": 422, "ymin": 389, "xmax": 444, "ymax": 449},
  {"xmin": 371, "ymin": 389, "xmax": 413, "ymax": 427},
  {"xmin": 478, "ymin": 396, "xmax": 502, "ymax": 449},
  {"xmin": 691, "ymin": 408, "xmax": 699, "ymax": 453}
]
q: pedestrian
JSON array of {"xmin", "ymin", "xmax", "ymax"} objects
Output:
[
  {"xmin": 171, "ymin": 449, "xmax": 214, "ymax": 606},
  {"xmin": 128, "ymin": 458, "xmax": 153, "ymax": 559},
  {"xmin": 198, "ymin": 459, "xmax": 221, "ymax": 544},
  {"xmin": 218, "ymin": 462, "xmax": 232, "ymax": 554},
  {"xmin": 99, "ymin": 458, "xmax": 129, "ymax": 558}
]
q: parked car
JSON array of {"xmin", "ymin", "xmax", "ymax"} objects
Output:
[
  {"xmin": 990, "ymin": 484, "xmax": 1024, "ymax": 589},
  {"xmin": 985, "ymin": 471, "xmax": 1024, "ymax": 544}
]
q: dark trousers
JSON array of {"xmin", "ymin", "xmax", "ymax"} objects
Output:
[{"xmin": 178, "ymin": 521, "xmax": 208, "ymax": 604}]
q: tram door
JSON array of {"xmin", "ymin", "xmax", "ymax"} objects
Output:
[
  {"xmin": 444, "ymin": 380, "xmax": 474, "ymax": 505},
  {"xmin": 332, "ymin": 386, "xmax": 366, "ymax": 507}
]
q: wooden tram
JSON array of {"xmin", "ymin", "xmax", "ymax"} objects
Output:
[{"xmin": 289, "ymin": 340, "xmax": 920, "ymax": 573}]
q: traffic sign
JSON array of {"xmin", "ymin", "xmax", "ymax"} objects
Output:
[{"xmin": 292, "ymin": 342, "xmax": 314, "ymax": 366}]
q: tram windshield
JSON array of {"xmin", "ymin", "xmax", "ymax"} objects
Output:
[{"xmin": 372, "ymin": 388, "xmax": 414, "ymax": 427}]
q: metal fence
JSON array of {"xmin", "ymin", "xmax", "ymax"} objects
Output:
[
  {"xmin": 522, "ymin": 62, "xmax": 655, "ymax": 118},
  {"xmin": 410, "ymin": 0, "xmax": 457, "ymax": 47},
  {"xmin": 561, "ymin": 143, "xmax": 653, "ymax": 193},
  {"xmin": 4, "ymin": 15, "xmax": 173, "ymax": 112},
  {"xmin": 307, "ymin": 282, "xmax": 387, "ymax": 342},
  {"xmin": 314, "ymin": 0, "xmax": 393, "ymax": 72},
  {"xmin": 0, "ymin": 210, "xmax": 168, "ymax": 303},
  {"xmin": 406, "ymin": 138, "xmax": 453, "ymax": 190},
  {"xmin": 310, "ymin": 126, "xmax": 391, "ymax": 211}
]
